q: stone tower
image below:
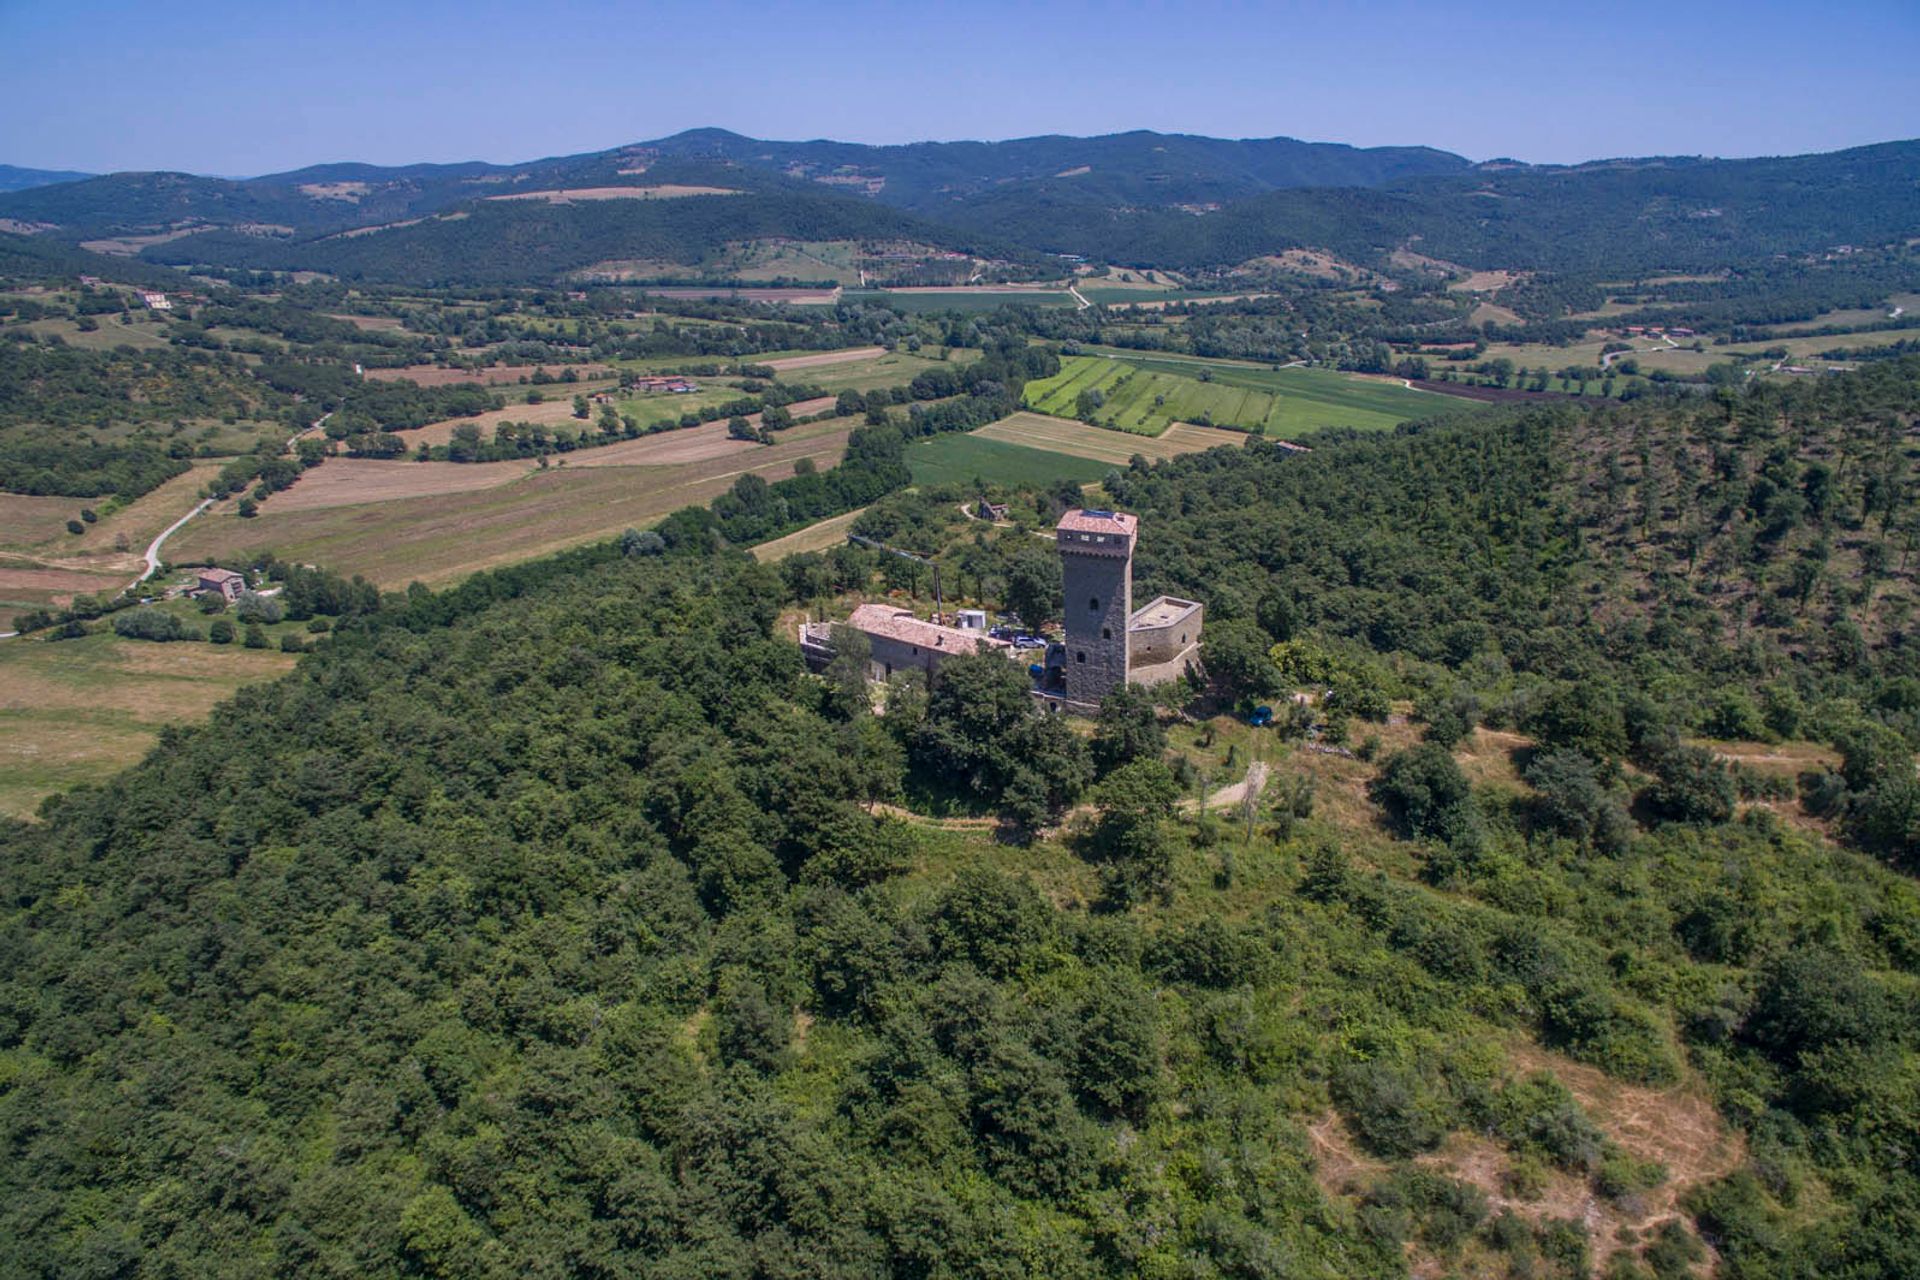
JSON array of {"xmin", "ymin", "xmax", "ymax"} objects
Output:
[{"xmin": 1057, "ymin": 508, "xmax": 1138, "ymax": 705}]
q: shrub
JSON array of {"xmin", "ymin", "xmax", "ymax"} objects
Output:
[
  {"xmin": 208, "ymin": 618, "xmax": 234, "ymax": 644},
  {"xmin": 1332, "ymin": 1059, "xmax": 1451, "ymax": 1158},
  {"xmin": 111, "ymin": 608, "xmax": 193, "ymax": 642},
  {"xmin": 1371, "ymin": 744, "xmax": 1484, "ymax": 848},
  {"xmin": 1525, "ymin": 748, "xmax": 1633, "ymax": 853},
  {"xmin": 236, "ymin": 591, "xmax": 283, "ymax": 625},
  {"xmin": 1642, "ymin": 744, "xmax": 1736, "ymax": 825}
]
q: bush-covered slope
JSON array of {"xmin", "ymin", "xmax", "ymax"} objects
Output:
[
  {"xmin": 3, "ymin": 365, "xmax": 1919, "ymax": 1277},
  {"xmin": 138, "ymin": 189, "xmax": 1018, "ymax": 287},
  {"xmin": 959, "ymin": 141, "xmax": 1920, "ymax": 273}
]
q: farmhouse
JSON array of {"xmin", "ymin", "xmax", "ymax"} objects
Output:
[
  {"xmin": 629, "ymin": 375, "xmax": 698, "ymax": 394},
  {"xmin": 139, "ymin": 291, "xmax": 173, "ymax": 311},
  {"xmin": 195, "ymin": 567, "xmax": 246, "ymax": 601}
]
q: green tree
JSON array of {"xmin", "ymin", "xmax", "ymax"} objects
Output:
[
  {"xmin": 1091, "ymin": 683, "xmax": 1164, "ymax": 774},
  {"xmin": 1002, "ymin": 544, "xmax": 1061, "ymax": 630},
  {"xmin": 1371, "ymin": 744, "xmax": 1483, "ymax": 848},
  {"xmin": 1202, "ymin": 618, "xmax": 1282, "ymax": 705}
]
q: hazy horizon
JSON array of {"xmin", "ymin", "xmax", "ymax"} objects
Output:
[{"xmin": 3, "ymin": 0, "xmax": 1917, "ymax": 176}]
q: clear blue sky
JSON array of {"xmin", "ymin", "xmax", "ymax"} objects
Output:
[{"xmin": 3, "ymin": 0, "xmax": 1916, "ymax": 175}]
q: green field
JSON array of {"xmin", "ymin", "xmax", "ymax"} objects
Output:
[
  {"xmin": 906, "ymin": 433, "xmax": 1112, "ymax": 488},
  {"xmin": 1023, "ymin": 354, "xmax": 1444, "ymax": 436},
  {"xmin": 774, "ymin": 348, "xmax": 981, "ymax": 395}
]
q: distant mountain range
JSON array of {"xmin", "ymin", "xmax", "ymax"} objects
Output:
[
  {"xmin": 0, "ymin": 129, "xmax": 1472, "ymax": 238},
  {"xmin": 0, "ymin": 164, "xmax": 93, "ymax": 195},
  {"xmin": 1, "ymin": 129, "xmax": 1915, "ymax": 285}
]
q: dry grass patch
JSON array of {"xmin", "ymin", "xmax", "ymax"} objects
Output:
[
  {"xmin": 1448, "ymin": 269, "xmax": 1521, "ymax": 293},
  {"xmin": 1470, "ymin": 301, "xmax": 1525, "ymax": 327},
  {"xmin": 974, "ymin": 413, "xmax": 1247, "ymax": 466},
  {"xmin": 259, "ymin": 458, "xmax": 531, "ymax": 511},
  {"xmin": 400, "ymin": 393, "xmax": 612, "ymax": 447},
  {"xmin": 169, "ymin": 425, "xmax": 857, "ymax": 588},
  {"xmin": 0, "ymin": 632, "xmax": 295, "ymax": 819},
  {"xmin": 764, "ymin": 347, "xmax": 887, "ymax": 372},
  {"xmin": 0, "ymin": 493, "xmax": 88, "ymax": 549},
  {"xmin": 324, "ymin": 313, "xmax": 407, "ymax": 331},
  {"xmin": 751, "ymin": 507, "xmax": 870, "ymax": 561},
  {"xmin": 1458, "ymin": 727, "xmax": 1533, "ymax": 789}
]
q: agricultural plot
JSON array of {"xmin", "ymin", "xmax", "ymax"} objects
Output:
[
  {"xmin": 725, "ymin": 239, "xmax": 865, "ymax": 286},
  {"xmin": 772, "ymin": 348, "xmax": 979, "ymax": 395},
  {"xmin": 749, "ymin": 507, "xmax": 871, "ymax": 562},
  {"xmin": 167, "ymin": 421, "xmax": 858, "ymax": 589},
  {"xmin": 1023, "ymin": 355, "xmax": 1440, "ymax": 436},
  {"xmin": 0, "ymin": 464, "xmax": 224, "ymax": 628},
  {"xmin": 0, "ymin": 631, "xmax": 295, "ymax": 819},
  {"xmin": 905, "ymin": 433, "xmax": 1112, "ymax": 489},
  {"xmin": 973, "ymin": 413, "xmax": 1247, "ymax": 467}
]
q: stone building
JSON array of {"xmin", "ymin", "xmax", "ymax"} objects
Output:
[
  {"xmin": 801, "ymin": 604, "xmax": 1011, "ymax": 682},
  {"xmin": 1058, "ymin": 509, "xmax": 1137, "ymax": 704},
  {"xmin": 195, "ymin": 567, "xmax": 246, "ymax": 602},
  {"xmin": 799, "ymin": 507, "xmax": 1203, "ymax": 711},
  {"xmin": 1056, "ymin": 508, "xmax": 1204, "ymax": 706}
]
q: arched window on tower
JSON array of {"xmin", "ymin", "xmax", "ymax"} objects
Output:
[
  {"xmin": 1088, "ymin": 596, "xmax": 1100, "ymax": 612},
  {"xmin": 1101, "ymin": 627, "xmax": 1111, "ymax": 640}
]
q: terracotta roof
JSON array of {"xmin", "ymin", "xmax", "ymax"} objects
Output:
[
  {"xmin": 198, "ymin": 568, "xmax": 244, "ymax": 583},
  {"xmin": 845, "ymin": 604, "xmax": 1011, "ymax": 653},
  {"xmin": 1056, "ymin": 508, "xmax": 1138, "ymax": 535}
]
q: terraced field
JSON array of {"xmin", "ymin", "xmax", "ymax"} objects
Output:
[{"xmin": 1023, "ymin": 354, "xmax": 1445, "ymax": 436}]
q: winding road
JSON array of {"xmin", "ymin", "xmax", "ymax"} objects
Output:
[{"xmin": 132, "ymin": 498, "xmax": 213, "ymax": 590}]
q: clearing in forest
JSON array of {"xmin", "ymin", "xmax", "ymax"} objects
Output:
[{"xmin": 486, "ymin": 185, "xmax": 740, "ymax": 202}]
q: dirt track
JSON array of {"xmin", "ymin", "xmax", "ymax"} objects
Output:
[{"xmin": 765, "ymin": 347, "xmax": 886, "ymax": 372}]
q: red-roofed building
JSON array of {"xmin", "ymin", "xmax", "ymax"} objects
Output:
[
  {"xmin": 196, "ymin": 567, "xmax": 246, "ymax": 601},
  {"xmin": 813, "ymin": 604, "xmax": 1011, "ymax": 681}
]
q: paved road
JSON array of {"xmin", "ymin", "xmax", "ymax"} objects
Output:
[
  {"xmin": 1601, "ymin": 335, "xmax": 1678, "ymax": 370},
  {"xmin": 129, "ymin": 410, "xmax": 332, "ymax": 591},
  {"xmin": 133, "ymin": 498, "xmax": 213, "ymax": 589}
]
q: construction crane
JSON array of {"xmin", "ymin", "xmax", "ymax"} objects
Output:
[{"xmin": 847, "ymin": 534, "xmax": 943, "ymax": 621}]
